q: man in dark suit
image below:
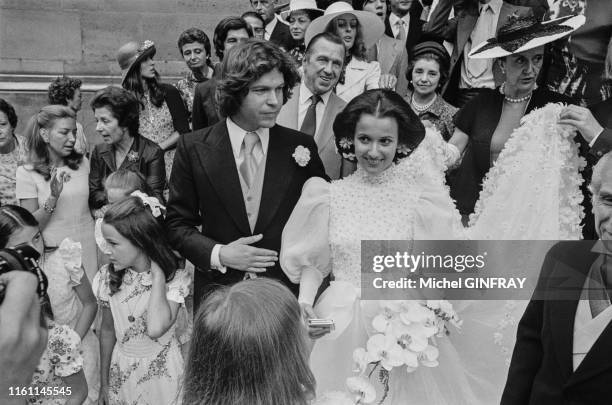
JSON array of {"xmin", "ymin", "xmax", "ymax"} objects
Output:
[
  {"xmin": 251, "ymin": 0, "xmax": 294, "ymax": 50},
  {"xmin": 166, "ymin": 40, "xmax": 327, "ymax": 308},
  {"xmin": 502, "ymin": 152, "xmax": 612, "ymax": 405},
  {"xmin": 192, "ymin": 17, "xmax": 252, "ymax": 131},
  {"xmin": 384, "ymin": 0, "xmax": 425, "ymax": 55}
]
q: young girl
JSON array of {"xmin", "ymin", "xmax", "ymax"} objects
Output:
[
  {"xmin": 93, "ymin": 196, "xmax": 189, "ymax": 405},
  {"xmin": 0, "ymin": 204, "xmax": 89, "ymax": 405},
  {"xmin": 94, "ymin": 170, "xmax": 193, "ymax": 355}
]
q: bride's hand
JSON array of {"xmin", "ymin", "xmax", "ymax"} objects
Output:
[{"xmin": 300, "ymin": 303, "xmax": 331, "ymax": 340}]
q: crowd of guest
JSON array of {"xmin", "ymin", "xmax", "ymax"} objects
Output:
[{"xmin": 0, "ymin": 0, "xmax": 611, "ymax": 404}]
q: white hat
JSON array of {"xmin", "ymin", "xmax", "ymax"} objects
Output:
[
  {"xmin": 279, "ymin": 0, "xmax": 323, "ymax": 24},
  {"xmin": 304, "ymin": 1, "xmax": 384, "ymax": 48},
  {"xmin": 469, "ymin": 14, "xmax": 585, "ymax": 59}
]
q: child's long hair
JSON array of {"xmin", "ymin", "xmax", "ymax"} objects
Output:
[
  {"xmin": 102, "ymin": 196, "xmax": 177, "ymax": 294},
  {"xmin": 23, "ymin": 105, "xmax": 83, "ymax": 181},
  {"xmin": 182, "ymin": 278, "xmax": 316, "ymax": 405}
]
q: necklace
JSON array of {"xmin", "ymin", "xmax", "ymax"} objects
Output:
[
  {"xmin": 411, "ymin": 93, "xmax": 437, "ymax": 112},
  {"xmin": 500, "ymin": 83, "xmax": 534, "ymax": 103}
]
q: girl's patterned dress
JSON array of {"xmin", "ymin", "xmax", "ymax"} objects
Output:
[{"xmin": 93, "ymin": 265, "xmax": 190, "ymax": 405}]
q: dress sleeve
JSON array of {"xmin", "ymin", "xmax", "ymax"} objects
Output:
[
  {"xmin": 57, "ymin": 238, "xmax": 84, "ymax": 286},
  {"xmin": 92, "ymin": 265, "xmax": 112, "ymax": 307},
  {"xmin": 15, "ymin": 166, "xmax": 38, "ymax": 199},
  {"xmin": 453, "ymin": 97, "xmax": 479, "ymax": 135},
  {"xmin": 411, "ymin": 135, "xmax": 465, "ymax": 239},
  {"xmin": 48, "ymin": 323, "xmax": 84, "ymax": 377},
  {"xmin": 166, "ymin": 268, "xmax": 191, "ymax": 304},
  {"xmin": 280, "ymin": 177, "xmax": 331, "ymax": 305}
]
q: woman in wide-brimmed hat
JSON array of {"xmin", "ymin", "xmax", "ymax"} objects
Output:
[
  {"xmin": 117, "ymin": 40, "xmax": 189, "ymax": 181},
  {"xmin": 446, "ymin": 13, "xmax": 585, "ymax": 222},
  {"xmin": 280, "ymin": 0, "xmax": 323, "ymax": 64},
  {"xmin": 305, "ymin": 1, "xmax": 384, "ymax": 102}
]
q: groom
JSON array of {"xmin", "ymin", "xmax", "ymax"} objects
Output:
[
  {"xmin": 502, "ymin": 152, "xmax": 612, "ymax": 405},
  {"xmin": 166, "ymin": 40, "xmax": 327, "ymax": 308}
]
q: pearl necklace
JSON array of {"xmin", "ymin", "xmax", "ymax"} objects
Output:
[
  {"xmin": 411, "ymin": 93, "xmax": 437, "ymax": 112},
  {"xmin": 500, "ymin": 83, "xmax": 534, "ymax": 103}
]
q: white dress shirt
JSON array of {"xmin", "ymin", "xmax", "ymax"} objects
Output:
[
  {"xmin": 459, "ymin": 0, "xmax": 502, "ymax": 90},
  {"xmin": 389, "ymin": 12, "xmax": 411, "ymax": 40},
  {"xmin": 297, "ymin": 82, "xmax": 332, "ymax": 136},
  {"xmin": 210, "ymin": 118, "xmax": 270, "ymax": 272}
]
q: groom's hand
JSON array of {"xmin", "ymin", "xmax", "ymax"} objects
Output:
[{"xmin": 219, "ymin": 234, "xmax": 278, "ymax": 272}]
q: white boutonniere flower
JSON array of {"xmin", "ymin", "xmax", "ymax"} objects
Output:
[
  {"xmin": 292, "ymin": 145, "xmax": 310, "ymax": 167},
  {"xmin": 127, "ymin": 151, "xmax": 139, "ymax": 163}
]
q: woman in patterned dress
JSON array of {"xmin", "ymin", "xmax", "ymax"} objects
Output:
[
  {"xmin": 175, "ymin": 28, "xmax": 214, "ymax": 128},
  {"xmin": 0, "ymin": 98, "xmax": 27, "ymax": 206},
  {"xmin": 94, "ymin": 196, "xmax": 189, "ymax": 405},
  {"xmin": 117, "ymin": 40, "xmax": 189, "ymax": 180}
]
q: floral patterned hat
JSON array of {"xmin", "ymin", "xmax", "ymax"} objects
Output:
[{"xmin": 116, "ymin": 40, "xmax": 156, "ymax": 85}]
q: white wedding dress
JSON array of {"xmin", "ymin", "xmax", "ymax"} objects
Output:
[{"xmin": 281, "ymin": 103, "xmax": 585, "ymax": 404}]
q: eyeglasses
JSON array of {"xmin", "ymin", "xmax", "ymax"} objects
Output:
[{"xmin": 335, "ymin": 18, "xmax": 358, "ymax": 29}]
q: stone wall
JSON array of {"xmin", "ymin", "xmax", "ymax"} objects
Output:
[{"xmin": 0, "ymin": 0, "xmax": 250, "ymax": 140}]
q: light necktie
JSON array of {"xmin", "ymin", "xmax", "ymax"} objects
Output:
[
  {"xmin": 300, "ymin": 95, "xmax": 322, "ymax": 137},
  {"xmin": 395, "ymin": 19, "xmax": 407, "ymax": 42},
  {"xmin": 239, "ymin": 131, "xmax": 261, "ymax": 188},
  {"xmin": 467, "ymin": 5, "xmax": 493, "ymax": 79}
]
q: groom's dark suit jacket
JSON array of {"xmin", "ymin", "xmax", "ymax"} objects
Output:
[
  {"xmin": 165, "ymin": 120, "xmax": 327, "ymax": 307},
  {"xmin": 502, "ymin": 241, "xmax": 612, "ymax": 405}
]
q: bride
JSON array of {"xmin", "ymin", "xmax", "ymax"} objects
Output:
[{"xmin": 280, "ymin": 85, "xmax": 587, "ymax": 403}]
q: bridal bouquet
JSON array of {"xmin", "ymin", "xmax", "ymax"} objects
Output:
[{"xmin": 339, "ymin": 300, "xmax": 461, "ymax": 404}]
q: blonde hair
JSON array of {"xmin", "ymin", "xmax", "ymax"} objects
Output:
[{"xmin": 23, "ymin": 105, "xmax": 81, "ymax": 180}]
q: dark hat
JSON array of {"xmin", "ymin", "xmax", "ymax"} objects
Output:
[
  {"xmin": 412, "ymin": 41, "xmax": 450, "ymax": 65},
  {"xmin": 116, "ymin": 40, "xmax": 156, "ymax": 85},
  {"xmin": 469, "ymin": 14, "xmax": 585, "ymax": 59}
]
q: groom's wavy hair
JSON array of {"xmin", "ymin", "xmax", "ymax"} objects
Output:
[
  {"xmin": 182, "ymin": 278, "xmax": 316, "ymax": 405},
  {"xmin": 333, "ymin": 89, "xmax": 426, "ymax": 162},
  {"xmin": 216, "ymin": 39, "xmax": 300, "ymax": 118}
]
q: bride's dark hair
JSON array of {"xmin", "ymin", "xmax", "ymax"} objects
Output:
[{"xmin": 333, "ymin": 89, "xmax": 426, "ymax": 162}]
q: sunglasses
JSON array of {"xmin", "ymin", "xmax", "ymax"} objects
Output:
[{"xmin": 335, "ymin": 18, "xmax": 359, "ymax": 29}]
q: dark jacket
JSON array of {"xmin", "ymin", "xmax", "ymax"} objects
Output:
[
  {"xmin": 269, "ymin": 18, "xmax": 295, "ymax": 51},
  {"xmin": 165, "ymin": 121, "xmax": 328, "ymax": 308},
  {"xmin": 160, "ymin": 83, "xmax": 190, "ymax": 134},
  {"xmin": 192, "ymin": 78, "xmax": 220, "ymax": 131},
  {"xmin": 502, "ymin": 241, "xmax": 612, "ymax": 405},
  {"xmin": 88, "ymin": 135, "xmax": 166, "ymax": 209},
  {"xmin": 384, "ymin": 2, "xmax": 424, "ymax": 55}
]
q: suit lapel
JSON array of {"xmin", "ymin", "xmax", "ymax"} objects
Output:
[
  {"xmin": 100, "ymin": 146, "xmax": 115, "ymax": 172},
  {"xmin": 254, "ymin": 126, "xmax": 295, "ymax": 234},
  {"xmin": 548, "ymin": 252, "xmax": 593, "ymax": 382},
  {"xmin": 277, "ymin": 85, "xmax": 300, "ymax": 130},
  {"xmin": 315, "ymin": 93, "xmax": 343, "ymax": 153},
  {"xmin": 198, "ymin": 122, "xmax": 251, "ymax": 235}
]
